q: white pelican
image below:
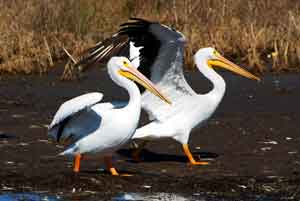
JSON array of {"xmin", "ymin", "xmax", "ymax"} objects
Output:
[
  {"xmin": 76, "ymin": 18, "xmax": 260, "ymax": 165},
  {"xmin": 48, "ymin": 56, "xmax": 171, "ymax": 175}
]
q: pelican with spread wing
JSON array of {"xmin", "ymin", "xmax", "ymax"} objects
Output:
[
  {"xmin": 76, "ymin": 18, "xmax": 260, "ymax": 165},
  {"xmin": 48, "ymin": 56, "xmax": 171, "ymax": 175}
]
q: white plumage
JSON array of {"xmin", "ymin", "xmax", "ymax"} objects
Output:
[
  {"xmin": 75, "ymin": 18, "xmax": 260, "ymax": 165},
  {"xmin": 129, "ymin": 41, "xmax": 142, "ymax": 68},
  {"xmin": 48, "ymin": 56, "xmax": 170, "ymax": 175},
  {"xmin": 133, "ymin": 47, "xmax": 259, "ymax": 164},
  {"xmin": 48, "ymin": 93, "xmax": 103, "ymax": 136}
]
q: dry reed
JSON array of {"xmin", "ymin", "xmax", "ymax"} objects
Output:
[{"xmin": 0, "ymin": 0, "xmax": 299, "ymax": 75}]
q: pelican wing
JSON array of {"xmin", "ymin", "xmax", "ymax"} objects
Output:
[
  {"xmin": 76, "ymin": 18, "xmax": 196, "ymax": 121},
  {"xmin": 140, "ymin": 42, "xmax": 196, "ymax": 121},
  {"xmin": 48, "ymin": 92, "xmax": 103, "ymax": 142},
  {"xmin": 49, "ymin": 101, "xmax": 127, "ymax": 145},
  {"xmin": 118, "ymin": 18, "xmax": 197, "ymax": 121}
]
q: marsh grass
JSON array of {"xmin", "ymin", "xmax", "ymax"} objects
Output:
[{"xmin": 0, "ymin": 0, "xmax": 299, "ymax": 75}]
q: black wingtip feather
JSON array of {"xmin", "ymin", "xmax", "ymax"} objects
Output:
[
  {"xmin": 74, "ymin": 17, "xmax": 163, "ymax": 77},
  {"xmin": 75, "ymin": 35, "xmax": 129, "ymax": 68}
]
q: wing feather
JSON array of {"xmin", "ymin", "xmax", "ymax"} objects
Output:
[
  {"xmin": 141, "ymin": 45, "xmax": 196, "ymax": 121},
  {"xmin": 75, "ymin": 18, "xmax": 196, "ymax": 121},
  {"xmin": 48, "ymin": 92, "xmax": 103, "ymax": 130}
]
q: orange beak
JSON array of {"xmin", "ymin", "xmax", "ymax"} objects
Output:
[
  {"xmin": 208, "ymin": 53, "xmax": 260, "ymax": 81},
  {"xmin": 119, "ymin": 63, "xmax": 172, "ymax": 105}
]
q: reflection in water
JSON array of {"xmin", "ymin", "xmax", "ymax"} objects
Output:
[
  {"xmin": 0, "ymin": 193, "xmax": 60, "ymax": 201},
  {"xmin": 113, "ymin": 193, "xmax": 277, "ymax": 201},
  {"xmin": 0, "ymin": 192, "xmax": 279, "ymax": 201},
  {"xmin": 113, "ymin": 193, "xmax": 188, "ymax": 201}
]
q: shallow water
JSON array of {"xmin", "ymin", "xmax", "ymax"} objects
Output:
[
  {"xmin": 0, "ymin": 193, "xmax": 61, "ymax": 201},
  {"xmin": 0, "ymin": 192, "xmax": 281, "ymax": 201},
  {"xmin": 112, "ymin": 193, "xmax": 279, "ymax": 201}
]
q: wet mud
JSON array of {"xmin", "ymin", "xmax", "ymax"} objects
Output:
[{"xmin": 0, "ymin": 67, "xmax": 300, "ymax": 200}]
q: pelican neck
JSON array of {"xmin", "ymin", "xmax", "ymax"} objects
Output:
[{"xmin": 195, "ymin": 55, "xmax": 226, "ymax": 98}]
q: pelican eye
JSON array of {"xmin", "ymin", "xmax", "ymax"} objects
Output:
[{"xmin": 122, "ymin": 60, "xmax": 131, "ymax": 68}]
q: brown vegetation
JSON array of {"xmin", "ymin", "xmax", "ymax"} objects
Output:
[{"xmin": 0, "ymin": 0, "xmax": 299, "ymax": 75}]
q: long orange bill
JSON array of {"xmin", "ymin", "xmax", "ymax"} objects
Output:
[
  {"xmin": 119, "ymin": 63, "xmax": 172, "ymax": 105},
  {"xmin": 208, "ymin": 54, "xmax": 260, "ymax": 81}
]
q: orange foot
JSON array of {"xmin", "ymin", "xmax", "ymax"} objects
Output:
[
  {"xmin": 104, "ymin": 156, "xmax": 133, "ymax": 176},
  {"xmin": 182, "ymin": 144, "xmax": 209, "ymax": 165},
  {"xmin": 104, "ymin": 156, "xmax": 119, "ymax": 176}
]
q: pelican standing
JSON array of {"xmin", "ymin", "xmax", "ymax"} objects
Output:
[
  {"xmin": 76, "ymin": 18, "xmax": 260, "ymax": 165},
  {"xmin": 48, "ymin": 56, "xmax": 171, "ymax": 175}
]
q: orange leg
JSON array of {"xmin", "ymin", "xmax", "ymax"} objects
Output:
[
  {"xmin": 182, "ymin": 144, "xmax": 209, "ymax": 165},
  {"xmin": 104, "ymin": 156, "xmax": 119, "ymax": 176},
  {"xmin": 73, "ymin": 154, "xmax": 81, "ymax": 173}
]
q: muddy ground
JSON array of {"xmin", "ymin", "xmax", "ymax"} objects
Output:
[{"xmin": 0, "ymin": 66, "xmax": 300, "ymax": 200}]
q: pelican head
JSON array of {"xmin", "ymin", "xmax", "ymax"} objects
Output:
[
  {"xmin": 195, "ymin": 47, "xmax": 260, "ymax": 81},
  {"xmin": 108, "ymin": 56, "xmax": 171, "ymax": 104}
]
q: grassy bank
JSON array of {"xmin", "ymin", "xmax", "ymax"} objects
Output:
[{"xmin": 0, "ymin": 0, "xmax": 299, "ymax": 76}]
